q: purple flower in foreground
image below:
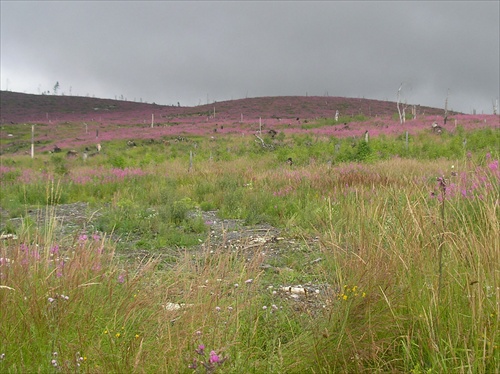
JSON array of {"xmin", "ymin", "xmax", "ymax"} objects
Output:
[
  {"xmin": 209, "ymin": 351, "xmax": 220, "ymax": 364},
  {"xmin": 117, "ymin": 274, "xmax": 125, "ymax": 284},
  {"xmin": 79, "ymin": 234, "xmax": 88, "ymax": 242},
  {"xmin": 195, "ymin": 344, "xmax": 205, "ymax": 355},
  {"xmin": 50, "ymin": 245, "xmax": 59, "ymax": 255}
]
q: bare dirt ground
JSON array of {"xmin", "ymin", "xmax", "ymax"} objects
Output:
[{"xmin": 1, "ymin": 202, "xmax": 335, "ymax": 314}]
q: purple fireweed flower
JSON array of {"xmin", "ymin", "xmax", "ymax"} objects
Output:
[
  {"xmin": 92, "ymin": 233, "xmax": 101, "ymax": 241},
  {"xmin": 50, "ymin": 245, "xmax": 59, "ymax": 255},
  {"xmin": 209, "ymin": 351, "xmax": 220, "ymax": 364},
  {"xmin": 79, "ymin": 234, "xmax": 88, "ymax": 242},
  {"xmin": 48, "ymin": 297, "xmax": 55, "ymax": 303},
  {"xmin": 195, "ymin": 344, "xmax": 205, "ymax": 355},
  {"xmin": 117, "ymin": 274, "xmax": 125, "ymax": 284}
]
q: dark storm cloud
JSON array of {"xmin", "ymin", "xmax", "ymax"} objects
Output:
[{"xmin": 1, "ymin": 1, "xmax": 498, "ymax": 113}]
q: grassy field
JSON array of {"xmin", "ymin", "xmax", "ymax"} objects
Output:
[{"xmin": 0, "ymin": 114, "xmax": 499, "ymax": 373}]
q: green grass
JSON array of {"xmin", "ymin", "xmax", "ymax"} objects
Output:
[{"xmin": 0, "ymin": 126, "xmax": 499, "ymax": 372}]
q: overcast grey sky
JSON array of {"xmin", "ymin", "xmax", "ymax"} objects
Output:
[{"xmin": 1, "ymin": 1, "xmax": 499, "ymax": 114}]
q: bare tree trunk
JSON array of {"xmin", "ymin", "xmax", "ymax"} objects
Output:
[
  {"xmin": 444, "ymin": 89, "xmax": 450, "ymax": 118},
  {"xmin": 397, "ymin": 83, "xmax": 403, "ymax": 124},
  {"xmin": 31, "ymin": 125, "xmax": 35, "ymax": 158}
]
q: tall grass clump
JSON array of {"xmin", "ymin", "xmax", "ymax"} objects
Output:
[
  {"xmin": 0, "ymin": 186, "xmax": 306, "ymax": 372},
  {"xmin": 298, "ymin": 157, "xmax": 499, "ymax": 372}
]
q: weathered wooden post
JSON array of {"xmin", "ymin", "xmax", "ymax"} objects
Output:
[
  {"xmin": 259, "ymin": 117, "xmax": 262, "ymax": 135},
  {"xmin": 31, "ymin": 125, "xmax": 35, "ymax": 158},
  {"xmin": 151, "ymin": 113, "xmax": 154, "ymax": 128},
  {"xmin": 189, "ymin": 151, "xmax": 193, "ymax": 171},
  {"xmin": 405, "ymin": 131, "xmax": 409, "ymax": 150}
]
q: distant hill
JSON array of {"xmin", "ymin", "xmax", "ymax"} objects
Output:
[{"xmin": 0, "ymin": 91, "xmax": 452, "ymax": 125}]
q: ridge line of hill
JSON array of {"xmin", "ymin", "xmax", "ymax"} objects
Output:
[{"xmin": 1, "ymin": 90, "xmax": 453, "ymax": 125}]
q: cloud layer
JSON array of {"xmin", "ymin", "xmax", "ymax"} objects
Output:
[{"xmin": 1, "ymin": 1, "xmax": 499, "ymax": 113}]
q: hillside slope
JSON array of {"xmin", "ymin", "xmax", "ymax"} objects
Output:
[{"xmin": 0, "ymin": 91, "xmax": 451, "ymax": 125}]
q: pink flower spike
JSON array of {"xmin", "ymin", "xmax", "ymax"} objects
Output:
[
  {"xmin": 195, "ymin": 344, "xmax": 205, "ymax": 355},
  {"xmin": 50, "ymin": 245, "xmax": 59, "ymax": 255},
  {"xmin": 209, "ymin": 351, "xmax": 220, "ymax": 364}
]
